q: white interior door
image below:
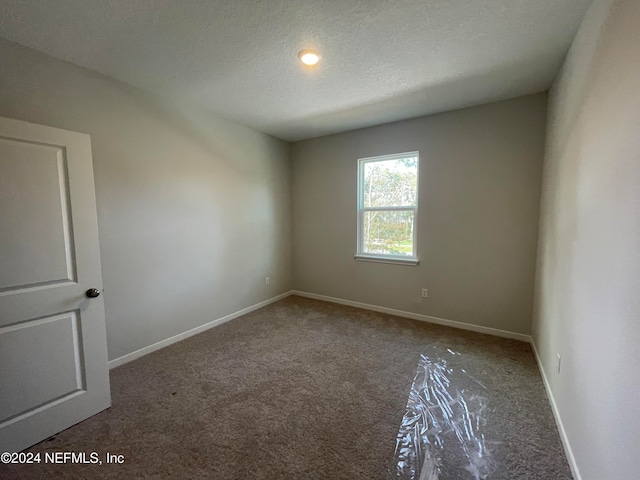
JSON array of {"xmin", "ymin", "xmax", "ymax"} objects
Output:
[{"xmin": 0, "ymin": 116, "xmax": 111, "ymax": 452}]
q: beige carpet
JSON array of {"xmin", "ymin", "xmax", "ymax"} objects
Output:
[{"xmin": 2, "ymin": 296, "xmax": 572, "ymax": 479}]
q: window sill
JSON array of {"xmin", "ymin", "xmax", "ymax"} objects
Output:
[{"xmin": 354, "ymin": 255, "xmax": 420, "ymax": 266}]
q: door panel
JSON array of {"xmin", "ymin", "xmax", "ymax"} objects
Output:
[
  {"xmin": 0, "ymin": 139, "xmax": 75, "ymax": 291},
  {"xmin": 0, "ymin": 117, "xmax": 111, "ymax": 453},
  {"xmin": 0, "ymin": 311, "xmax": 84, "ymax": 422}
]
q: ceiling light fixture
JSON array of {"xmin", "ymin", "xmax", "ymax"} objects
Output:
[{"xmin": 298, "ymin": 49, "xmax": 320, "ymax": 66}]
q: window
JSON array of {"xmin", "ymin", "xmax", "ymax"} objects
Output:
[{"xmin": 356, "ymin": 152, "xmax": 419, "ymax": 265}]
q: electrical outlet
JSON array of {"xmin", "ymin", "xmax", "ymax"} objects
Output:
[
  {"xmin": 556, "ymin": 353, "xmax": 561, "ymax": 374},
  {"xmin": 421, "ymin": 288, "xmax": 428, "ymax": 298},
  {"xmin": 265, "ymin": 277, "xmax": 270, "ymax": 286}
]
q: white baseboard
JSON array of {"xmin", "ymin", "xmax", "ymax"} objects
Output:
[
  {"xmin": 108, "ymin": 291, "xmax": 293, "ymax": 369},
  {"xmin": 530, "ymin": 340, "xmax": 581, "ymax": 480},
  {"xmin": 291, "ymin": 290, "xmax": 531, "ymax": 342}
]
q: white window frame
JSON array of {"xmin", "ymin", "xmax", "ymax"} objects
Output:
[{"xmin": 355, "ymin": 151, "xmax": 419, "ymax": 266}]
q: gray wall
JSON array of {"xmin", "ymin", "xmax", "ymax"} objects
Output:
[
  {"xmin": 292, "ymin": 94, "xmax": 546, "ymax": 335},
  {"xmin": 0, "ymin": 38, "xmax": 292, "ymax": 361},
  {"xmin": 532, "ymin": 0, "xmax": 640, "ymax": 478}
]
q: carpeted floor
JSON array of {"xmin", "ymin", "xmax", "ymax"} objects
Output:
[{"xmin": 2, "ymin": 296, "xmax": 572, "ymax": 479}]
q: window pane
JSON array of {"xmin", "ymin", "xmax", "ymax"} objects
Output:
[
  {"xmin": 363, "ymin": 210, "xmax": 414, "ymax": 256},
  {"xmin": 363, "ymin": 156, "xmax": 417, "ymax": 207}
]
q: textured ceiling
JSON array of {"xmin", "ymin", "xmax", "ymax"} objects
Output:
[{"xmin": 0, "ymin": 0, "xmax": 592, "ymax": 141}]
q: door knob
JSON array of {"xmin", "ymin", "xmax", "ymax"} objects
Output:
[{"xmin": 86, "ymin": 288, "xmax": 101, "ymax": 298}]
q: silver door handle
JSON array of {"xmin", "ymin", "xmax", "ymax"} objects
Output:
[{"xmin": 85, "ymin": 288, "xmax": 101, "ymax": 298}]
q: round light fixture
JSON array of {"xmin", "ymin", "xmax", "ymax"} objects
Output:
[{"xmin": 298, "ymin": 49, "xmax": 320, "ymax": 66}]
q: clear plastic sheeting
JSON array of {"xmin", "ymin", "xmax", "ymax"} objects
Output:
[{"xmin": 387, "ymin": 351, "xmax": 496, "ymax": 480}]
